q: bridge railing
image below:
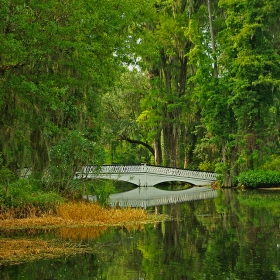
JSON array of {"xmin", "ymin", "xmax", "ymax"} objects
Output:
[
  {"xmin": 19, "ymin": 164, "xmax": 216, "ymax": 181},
  {"xmin": 82, "ymin": 165, "xmax": 144, "ymax": 174},
  {"xmin": 81, "ymin": 164, "xmax": 216, "ymax": 181},
  {"xmin": 145, "ymin": 165, "xmax": 216, "ymax": 180}
]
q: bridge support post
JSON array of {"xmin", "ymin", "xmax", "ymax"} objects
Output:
[{"xmin": 142, "ymin": 163, "xmax": 148, "ymax": 187}]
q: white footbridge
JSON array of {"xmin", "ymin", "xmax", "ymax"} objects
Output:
[
  {"xmin": 75, "ymin": 164, "xmax": 216, "ymax": 187},
  {"xmin": 78, "ymin": 164, "xmax": 218, "ymax": 208}
]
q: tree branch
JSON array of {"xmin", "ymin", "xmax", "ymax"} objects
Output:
[{"xmin": 119, "ymin": 136, "xmax": 155, "ymax": 156}]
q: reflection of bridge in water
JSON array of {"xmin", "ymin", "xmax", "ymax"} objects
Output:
[
  {"xmin": 79, "ymin": 164, "xmax": 217, "ymax": 208},
  {"xmin": 84, "ymin": 186, "xmax": 218, "ymax": 208},
  {"xmin": 76, "ymin": 164, "xmax": 216, "ymax": 187}
]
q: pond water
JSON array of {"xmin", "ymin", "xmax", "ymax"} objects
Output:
[{"xmin": 0, "ymin": 189, "xmax": 279, "ymax": 280}]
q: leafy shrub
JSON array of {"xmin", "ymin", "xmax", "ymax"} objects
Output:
[
  {"xmin": 94, "ymin": 180, "xmax": 115, "ymax": 207},
  {"xmin": 0, "ymin": 165, "xmax": 17, "ymax": 196},
  {"xmin": 198, "ymin": 160, "xmax": 215, "ymax": 171},
  {"xmin": 261, "ymin": 155, "xmax": 280, "ymax": 172},
  {"xmin": 237, "ymin": 170, "xmax": 280, "ymax": 188},
  {"xmin": 0, "ymin": 179, "xmax": 64, "ymax": 217},
  {"xmin": 87, "ymin": 180, "xmax": 115, "ymax": 207},
  {"xmin": 47, "ymin": 130, "xmax": 105, "ymax": 193}
]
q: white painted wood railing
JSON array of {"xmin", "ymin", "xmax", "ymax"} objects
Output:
[{"xmin": 81, "ymin": 164, "xmax": 216, "ymax": 181}]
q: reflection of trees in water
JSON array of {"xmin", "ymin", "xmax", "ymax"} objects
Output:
[
  {"xmin": 138, "ymin": 191, "xmax": 280, "ymax": 279},
  {"xmin": 2, "ymin": 191, "xmax": 279, "ymax": 279},
  {"xmin": 202, "ymin": 189, "xmax": 280, "ymax": 280},
  {"xmin": 139, "ymin": 201, "xmax": 219, "ymax": 278}
]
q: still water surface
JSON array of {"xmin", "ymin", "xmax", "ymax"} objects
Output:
[{"xmin": 1, "ymin": 189, "xmax": 279, "ymax": 279}]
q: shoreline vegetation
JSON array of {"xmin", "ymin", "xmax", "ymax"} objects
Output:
[
  {"xmin": 1, "ymin": 171, "xmax": 279, "ymax": 266},
  {"xmin": 1, "ymin": 187, "xmax": 279, "ymax": 266},
  {"xmin": 0, "ymin": 202, "xmax": 168, "ymax": 229},
  {"xmin": 0, "ymin": 202, "xmax": 169, "ymax": 266}
]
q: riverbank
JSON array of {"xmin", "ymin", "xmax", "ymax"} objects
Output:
[
  {"xmin": 0, "ymin": 202, "xmax": 167, "ymax": 229},
  {"xmin": 259, "ymin": 187, "xmax": 280, "ymax": 190},
  {"xmin": 0, "ymin": 202, "xmax": 168, "ymax": 265}
]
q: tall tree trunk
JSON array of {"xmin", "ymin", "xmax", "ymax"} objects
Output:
[
  {"xmin": 222, "ymin": 139, "xmax": 238, "ymax": 187},
  {"xmin": 154, "ymin": 130, "xmax": 162, "ymax": 166},
  {"xmin": 162, "ymin": 122, "xmax": 171, "ymax": 167}
]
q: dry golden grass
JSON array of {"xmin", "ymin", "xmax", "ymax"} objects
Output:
[
  {"xmin": 0, "ymin": 238, "xmax": 93, "ymax": 265},
  {"xmin": 0, "ymin": 216, "xmax": 65, "ymax": 229},
  {"xmin": 0, "ymin": 203, "xmax": 168, "ymax": 265},
  {"xmin": 0, "ymin": 202, "xmax": 167, "ymax": 229},
  {"xmin": 56, "ymin": 202, "xmax": 148, "ymax": 225}
]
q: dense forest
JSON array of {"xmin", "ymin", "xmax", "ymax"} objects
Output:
[{"xmin": 1, "ymin": 0, "xmax": 280, "ymax": 189}]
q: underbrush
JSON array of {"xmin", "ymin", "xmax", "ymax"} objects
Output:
[
  {"xmin": 0, "ymin": 179, "xmax": 165, "ymax": 227},
  {"xmin": 237, "ymin": 170, "xmax": 280, "ymax": 188},
  {"xmin": 0, "ymin": 179, "xmax": 64, "ymax": 219}
]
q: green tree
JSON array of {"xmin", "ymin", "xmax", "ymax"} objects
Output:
[
  {"xmin": 219, "ymin": 0, "xmax": 280, "ymax": 182},
  {"xmin": 135, "ymin": 0, "xmax": 205, "ymax": 168},
  {"xmin": 190, "ymin": 0, "xmax": 280, "ymax": 185},
  {"xmin": 47, "ymin": 130, "xmax": 104, "ymax": 192},
  {"xmin": 102, "ymin": 70, "xmax": 154, "ymax": 164},
  {"xmin": 0, "ymin": 0, "xmax": 145, "ymax": 185}
]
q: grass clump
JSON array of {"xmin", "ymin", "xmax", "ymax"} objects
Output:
[
  {"xmin": 261, "ymin": 155, "xmax": 280, "ymax": 172},
  {"xmin": 56, "ymin": 202, "xmax": 148, "ymax": 226}
]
